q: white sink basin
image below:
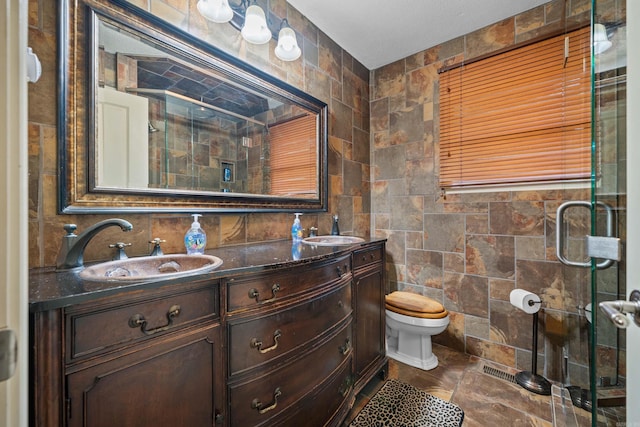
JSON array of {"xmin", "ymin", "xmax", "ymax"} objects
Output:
[
  {"xmin": 302, "ymin": 236, "xmax": 365, "ymax": 246},
  {"xmin": 79, "ymin": 254, "xmax": 223, "ymax": 282}
]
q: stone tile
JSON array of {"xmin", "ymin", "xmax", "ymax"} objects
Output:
[
  {"xmin": 466, "ymin": 235, "xmax": 515, "ymax": 279},
  {"xmin": 424, "ymin": 214, "xmax": 465, "ymax": 253},
  {"xmin": 374, "ymin": 145, "xmax": 405, "ymax": 180},
  {"xmin": 330, "ymin": 100, "xmax": 353, "ymax": 142},
  {"xmin": 466, "ymin": 214, "xmax": 488, "ymax": 234},
  {"xmin": 443, "ymin": 272, "xmax": 488, "ymax": 317},
  {"xmin": 516, "ymin": 260, "xmax": 589, "ymax": 312},
  {"xmin": 516, "ymin": 236, "xmax": 547, "ymax": 260},
  {"xmin": 451, "ymin": 370, "xmax": 552, "ymax": 426},
  {"xmin": 389, "ymin": 196, "xmax": 423, "ymax": 231},
  {"xmin": 433, "ymin": 311, "xmax": 465, "ymax": 352},
  {"xmin": 406, "ymin": 249, "xmax": 443, "ymax": 288},
  {"xmin": 443, "ymin": 252, "xmax": 465, "ymax": 273},
  {"xmin": 465, "ymin": 315, "xmax": 490, "ymax": 340},
  {"xmin": 489, "ymin": 278, "xmax": 514, "ymax": 301},
  {"xmin": 515, "ymin": 4, "xmax": 546, "ymax": 34},
  {"xmin": 465, "ymin": 18, "xmax": 516, "ymax": 59},
  {"xmin": 373, "ymin": 59, "xmax": 405, "ymax": 99},
  {"xmin": 407, "ymin": 64, "xmax": 437, "ymax": 107},
  {"xmin": 406, "ymin": 158, "xmax": 436, "ymax": 195},
  {"xmin": 489, "ymin": 299, "xmax": 534, "ymax": 348},
  {"xmin": 490, "ymin": 201, "xmax": 545, "ymax": 236},
  {"xmin": 465, "ymin": 336, "xmax": 516, "ymax": 367},
  {"xmin": 389, "ymin": 106, "xmax": 424, "ymax": 145}
]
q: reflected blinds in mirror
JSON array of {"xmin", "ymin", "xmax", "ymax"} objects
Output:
[
  {"xmin": 269, "ymin": 114, "xmax": 318, "ymax": 196},
  {"xmin": 438, "ymin": 27, "xmax": 591, "ymax": 189}
]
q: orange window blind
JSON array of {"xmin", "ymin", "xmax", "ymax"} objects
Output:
[
  {"xmin": 438, "ymin": 26, "xmax": 591, "ymax": 189},
  {"xmin": 269, "ymin": 114, "xmax": 318, "ymax": 196}
]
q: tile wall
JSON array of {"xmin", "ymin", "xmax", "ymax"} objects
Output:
[{"xmin": 369, "ymin": 0, "xmax": 616, "ymax": 386}]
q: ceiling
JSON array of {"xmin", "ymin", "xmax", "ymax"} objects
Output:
[{"xmin": 287, "ymin": 0, "xmax": 551, "ymax": 70}]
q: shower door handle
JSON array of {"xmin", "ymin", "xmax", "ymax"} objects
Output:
[
  {"xmin": 555, "ymin": 201, "xmax": 619, "ymax": 269},
  {"xmin": 599, "ymin": 290, "xmax": 640, "ymax": 329}
]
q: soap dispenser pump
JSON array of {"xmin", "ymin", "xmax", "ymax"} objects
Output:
[
  {"xmin": 184, "ymin": 214, "xmax": 206, "ymax": 255},
  {"xmin": 291, "ymin": 213, "xmax": 303, "ymax": 242}
]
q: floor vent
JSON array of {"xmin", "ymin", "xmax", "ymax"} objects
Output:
[{"xmin": 483, "ymin": 365, "xmax": 517, "ymax": 383}]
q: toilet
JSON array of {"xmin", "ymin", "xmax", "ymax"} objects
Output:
[{"xmin": 385, "ymin": 291, "xmax": 450, "ymax": 370}]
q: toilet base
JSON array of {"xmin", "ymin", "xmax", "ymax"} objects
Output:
[
  {"xmin": 386, "ymin": 327, "xmax": 440, "ymax": 371},
  {"xmin": 386, "ymin": 347, "xmax": 439, "ymax": 371}
]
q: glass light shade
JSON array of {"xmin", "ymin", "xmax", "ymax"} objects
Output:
[
  {"xmin": 594, "ymin": 23, "xmax": 612, "ymax": 54},
  {"xmin": 275, "ymin": 27, "xmax": 301, "ymax": 61},
  {"xmin": 197, "ymin": 0, "xmax": 233, "ymax": 23},
  {"xmin": 241, "ymin": 5, "xmax": 271, "ymax": 44}
]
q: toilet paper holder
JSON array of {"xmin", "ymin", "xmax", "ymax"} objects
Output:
[{"xmin": 510, "ymin": 289, "xmax": 551, "ymax": 396}]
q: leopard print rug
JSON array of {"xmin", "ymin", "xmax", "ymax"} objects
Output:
[{"xmin": 349, "ymin": 379, "xmax": 464, "ymax": 427}]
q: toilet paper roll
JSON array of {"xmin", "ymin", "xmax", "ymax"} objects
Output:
[{"xmin": 510, "ymin": 289, "xmax": 541, "ymax": 314}]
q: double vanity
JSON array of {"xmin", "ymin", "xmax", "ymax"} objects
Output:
[{"xmin": 30, "ymin": 237, "xmax": 387, "ymax": 426}]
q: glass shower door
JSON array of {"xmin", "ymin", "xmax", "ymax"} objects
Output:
[{"xmin": 591, "ymin": 0, "xmax": 627, "ymax": 424}]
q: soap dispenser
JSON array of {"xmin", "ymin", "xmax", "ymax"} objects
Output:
[
  {"xmin": 291, "ymin": 213, "xmax": 303, "ymax": 242},
  {"xmin": 184, "ymin": 214, "xmax": 207, "ymax": 255}
]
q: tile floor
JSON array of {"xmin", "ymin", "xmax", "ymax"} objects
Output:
[{"xmin": 343, "ymin": 343, "xmax": 597, "ymax": 426}]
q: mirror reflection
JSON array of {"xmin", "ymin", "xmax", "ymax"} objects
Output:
[
  {"xmin": 97, "ymin": 18, "xmax": 318, "ymax": 198},
  {"xmin": 58, "ymin": 0, "xmax": 327, "ymax": 213}
]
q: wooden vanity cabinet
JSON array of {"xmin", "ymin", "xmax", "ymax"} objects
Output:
[
  {"xmin": 352, "ymin": 243, "xmax": 387, "ymax": 393},
  {"xmin": 31, "ymin": 280, "xmax": 225, "ymax": 427},
  {"xmin": 31, "ymin": 241, "xmax": 387, "ymax": 427}
]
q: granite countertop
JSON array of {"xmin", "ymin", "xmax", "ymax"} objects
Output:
[{"xmin": 30, "ymin": 238, "xmax": 384, "ymax": 312}]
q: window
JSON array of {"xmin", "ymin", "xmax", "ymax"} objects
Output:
[
  {"xmin": 438, "ymin": 27, "xmax": 591, "ymax": 189},
  {"xmin": 269, "ymin": 114, "xmax": 318, "ymax": 196}
]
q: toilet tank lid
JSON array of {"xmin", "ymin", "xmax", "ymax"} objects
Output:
[{"xmin": 385, "ymin": 291, "xmax": 446, "ymax": 314}]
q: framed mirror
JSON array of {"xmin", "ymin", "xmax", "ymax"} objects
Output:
[{"xmin": 58, "ymin": 0, "xmax": 328, "ymax": 213}]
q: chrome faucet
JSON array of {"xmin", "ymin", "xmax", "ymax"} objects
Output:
[{"xmin": 56, "ymin": 219, "xmax": 133, "ymax": 270}]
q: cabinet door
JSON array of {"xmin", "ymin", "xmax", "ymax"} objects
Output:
[
  {"xmin": 66, "ymin": 324, "xmax": 222, "ymax": 427},
  {"xmin": 354, "ymin": 267, "xmax": 385, "ymax": 379}
]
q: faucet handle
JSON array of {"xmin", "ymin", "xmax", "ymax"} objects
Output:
[
  {"xmin": 149, "ymin": 238, "xmax": 166, "ymax": 256},
  {"xmin": 109, "ymin": 242, "xmax": 131, "ymax": 260},
  {"xmin": 63, "ymin": 224, "xmax": 77, "ymax": 235}
]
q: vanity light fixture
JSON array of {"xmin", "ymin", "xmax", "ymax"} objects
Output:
[
  {"xmin": 594, "ymin": 23, "xmax": 612, "ymax": 55},
  {"xmin": 197, "ymin": 0, "xmax": 234, "ymax": 23},
  {"xmin": 241, "ymin": 2, "xmax": 272, "ymax": 44},
  {"xmin": 197, "ymin": 0, "xmax": 302, "ymax": 61},
  {"xmin": 275, "ymin": 19, "xmax": 301, "ymax": 61}
]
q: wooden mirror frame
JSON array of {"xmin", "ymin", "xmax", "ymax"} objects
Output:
[{"xmin": 58, "ymin": 0, "xmax": 328, "ymax": 213}]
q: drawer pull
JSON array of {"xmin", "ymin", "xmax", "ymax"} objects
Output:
[
  {"xmin": 251, "ymin": 387, "xmax": 282, "ymax": 414},
  {"xmin": 249, "ymin": 283, "xmax": 280, "ymax": 304},
  {"xmin": 338, "ymin": 376, "xmax": 353, "ymax": 398},
  {"xmin": 339, "ymin": 338, "xmax": 351, "ymax": 356},
  {"xmin": 250, "ymin": 329, "xmax": 282, "ymax": 354},
  {"xmin": 128, "ymin": 304, "xmax": 181, "ymax": 335},
  {"xmin": 336, "ymin": 265, "xmax": 348, "ymax": 277}
]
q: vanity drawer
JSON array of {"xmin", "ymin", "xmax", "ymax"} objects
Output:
[
  {"xmin": 66, "ymin": 285, "xmax": 218, "ymax": 362},
  {"xmin": 228, "ymin": 320, "xmax": 352, "ymax": 427},
  {"xmin": 228, "ymin": 280, "xmax": 352, "ymax": 376},
  {"xmin": 226, "ymin": 254, "xmax": 351, "ymax": 312},
  {"xmin": 278, "ymin": 357, "xmax": 352, "ymax": 427},
  {"xmin": 352, "ymin": 245, "xmax": 384, "ymax": 270}
]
